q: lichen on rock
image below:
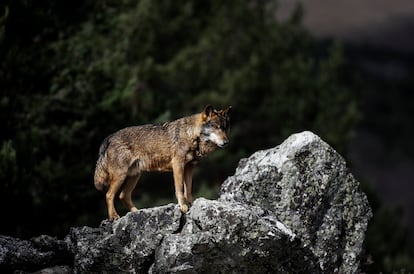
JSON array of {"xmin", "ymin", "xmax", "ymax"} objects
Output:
[{"xmin": 220, "ymin": 131, "xmax": 372, "ymax": 273}]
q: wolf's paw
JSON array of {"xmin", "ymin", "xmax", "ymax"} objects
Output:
[
  {"xmin": 180, "ymin": 204, "xmax": 189, "ymax": 214},
  {"xmin": 130, "ymin": 207, "xmax": 139, "ymax": 212},
  {"xmin": 109, "ymin": 212, "xmax": 120, "ymax": 221}
]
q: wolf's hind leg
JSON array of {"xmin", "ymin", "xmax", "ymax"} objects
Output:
[
  {"xmin": 119, "ymin": 173, "xmax": 141, "ymax": 213},
  {"xmin": 106, "ymin": 174, "xmax": 126, "ymax": 221}
]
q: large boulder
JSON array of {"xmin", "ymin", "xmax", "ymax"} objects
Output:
[
  {"xmin": 149, "ymin": 198, "xmax": 320, "ymax": 273},
  {"xmin": 220, "ymin": 131, "xmax": 373, "ymax": 273},
  {"xmin": 0, "ymin": 131, "xmax": 372, "ymax": 273}
]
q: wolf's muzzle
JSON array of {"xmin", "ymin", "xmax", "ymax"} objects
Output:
[{"xmin": 219, "ymin": 140, "xmax": 229, "ymax": 148}]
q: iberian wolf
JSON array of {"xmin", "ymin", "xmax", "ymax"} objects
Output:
[{"xmin": 94, "ymin": 105, "xmax": 231, "ymax": 220}]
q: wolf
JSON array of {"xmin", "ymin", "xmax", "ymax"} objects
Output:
[{"xmin": 94, "ymin": 105, "xmax": 232, "ymax": 221}]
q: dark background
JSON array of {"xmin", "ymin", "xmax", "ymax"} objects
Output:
[
  {"xmin": 1, "ymin": 1, "xmax": 413, "ymax": 272},
  {"xmin": 279, "ymin": 0, "xmax": 414, "ymax": 235}
]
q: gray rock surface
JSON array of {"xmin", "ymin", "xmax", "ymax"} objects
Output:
[
  {"xmin": 220, "ymin": 131, "xmax": 373, "ymax": 273},
  {"xmin": 0, "ymin": 131, "xmax": 372, "ymax": 273},
  {"xmin": 68, "ymin": 204, "xmax": 182, "ymax": 273},
  {"xmin": 0, "ymin": 234, "xmax": 71, "ymax": 273},
  {"xmin": 149, "ymin": 198, "xmax": 320, "ymax": 274}
]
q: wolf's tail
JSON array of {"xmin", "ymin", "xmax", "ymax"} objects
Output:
[{"xmin": 94, "ymin": 135, "xmax": 111, "ymax": 191}]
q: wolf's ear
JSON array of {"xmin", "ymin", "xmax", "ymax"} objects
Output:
[
  {"xmin": 219, "ymin": 106, "xmax": 232, "ymax": 117},
  {"xmin": 202, "ymin": 104, "xmax": 214, "ymax": 121},
  {"xmin": 223, "ymin": 106, "xmax": 232, "ymax": 116}
]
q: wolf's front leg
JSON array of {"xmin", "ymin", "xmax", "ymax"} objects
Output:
[
  {"xmin": 172, "ymin": 158, "xmax": 188, "ymax": 213},
  {"xmin": 184, "ymin": 164, "xmax": 194, "ymax": 206}
]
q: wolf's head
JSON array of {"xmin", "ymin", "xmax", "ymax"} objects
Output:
[{"xmin": 200, "ymin": 104, "xmax": 232, "ymax": 148}]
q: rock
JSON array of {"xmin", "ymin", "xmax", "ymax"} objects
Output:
[
  {"xmin": 68, "ymin": 203, "xmax": 182, "ymax": 273},
  {"xmin": 0, "ymin": 131, "xmax": 372, "ymax": 273},
  {"xmin": 0, "ymin": 234, "xmax": 72, "ymax": 273},
  {"xmin": 149, "ymin": 198, "xmax": 321, "ymax": 274},
  {"xmin": 220, "ymin": 131, "xmax": 373, "ymax": 273},
  {"xmin": 30, "ymin": 265, "xmax": 72, "ymax": 274}
]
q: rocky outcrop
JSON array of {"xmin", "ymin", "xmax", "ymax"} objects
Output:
[
  {"xmin": 220, "ymin": 131, "xmax": 372, "ymax": 273},
  {"xmin": 0, "ymin": 235, "xmax": 71, "ymax": 273},
  {"xmin": 0, "ymin": 131, "xmax": 372, "ymax": 273}
]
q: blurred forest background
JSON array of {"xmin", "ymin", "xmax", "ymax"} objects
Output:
[{"xmin": 0, "ymin": 0, "xmax": 413, "ymax": 272}]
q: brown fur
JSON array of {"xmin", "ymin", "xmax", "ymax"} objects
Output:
[{"xmin": 94, "ymin": 105, "xmax": 231, "ymax": 220}]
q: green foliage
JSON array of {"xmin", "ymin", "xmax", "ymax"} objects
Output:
[
  {"xmin": 354, "ymin": 177, "xmax": 414, "ymax": 274},
  {"xmin": 0, "ymin": 140, "xmax": 17, "ymax": 188},
  {"xmin": 1, "ymin": 0, "xmax": 358, "ymax": 238},
  {"xmin": 359, "ymin": 179, "xmax": 414, "ymax": 273},
  {"xmin": 364, "ymin": 206, "xmax": 414, "ymax": 272},
  {"xmin": 1, "ymin": 0, "xmax": 356, "ymax": 238}
]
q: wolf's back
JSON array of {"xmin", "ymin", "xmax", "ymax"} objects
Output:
[{"xmin": 94, "ymin": 135, "xmax": 111, "ymax": 191}]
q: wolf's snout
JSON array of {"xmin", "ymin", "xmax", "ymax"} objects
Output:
[{"xmin": 220, "ymin": 140, "xmax": 229, "ymax": 147}]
